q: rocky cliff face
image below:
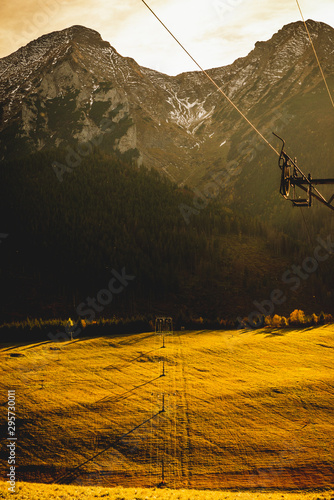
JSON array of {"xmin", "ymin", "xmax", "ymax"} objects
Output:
[{"xmin": 0, "ymin": 21, "xmax": 333, "ymax": 191}]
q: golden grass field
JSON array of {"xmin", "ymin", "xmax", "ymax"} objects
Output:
[
  {"xmin": 0, "ymin": 480, "xmax": 334, "ymax": 499},
  {"xmin": 0, "ymin": 326, "xmax": 333, "ymax": 496}
]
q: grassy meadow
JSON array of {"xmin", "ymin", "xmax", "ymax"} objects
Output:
[
  {"xmin": 0, "ymin": 326, "xmax": 333, "ymax": 494},
  {"xmin": 0, "ymin": 481, "xmax": 334, "ymax": 499}
]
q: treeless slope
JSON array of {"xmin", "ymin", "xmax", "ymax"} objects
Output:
[{"xmin": 0, "ymin": 326, "xmax": 333, "ymax": 490}]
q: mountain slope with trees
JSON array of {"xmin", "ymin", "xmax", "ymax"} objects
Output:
[{"xmin": 0, "ymin": 149, "xmax": 332, "ymax": 322}]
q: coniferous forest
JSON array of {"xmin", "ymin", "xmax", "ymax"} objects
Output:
[{"xmin": 1, "ymin": 148, "xmax": 333, "ymax": 324}]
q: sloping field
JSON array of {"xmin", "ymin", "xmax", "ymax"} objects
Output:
[{"xmin": 0, "ymin": 326, "xmax": 333, "ymax": 491}]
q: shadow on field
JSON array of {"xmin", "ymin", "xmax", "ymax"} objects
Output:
[
  {"xmin": 0, "ymin": 340, "xmax": 52, "ymax": 352},
  {"xmin": 0, "ymin": 333, "xmax": 156, "ymax": 353},
  {"xmin": 262, "ymin": 326, "xmax": 323, "ymax": 337},
  {"xmin": 0, "ymin": 337, "xmax": 93, "ymax": 352},
  {"xmin": 254, "ymin": 329, "xmax": 285, "ymax": 338},
  {"xmin": 52, "ymin": 411, "xmax": 162, "ymax": 485},
  {"xmin": 96, "ymin": 375, "xmax": 162, "ymax": 405},
  {"xmin": 103, "ymin": 347, "xmax": 161, "ymax": 371},
  {"xmin": 114, "ymin": 333, "xmax": 156, "ymax": 346},
  {"xmin": 252, "ymin": 326, "xmax": 323, "ymax": 339},
  {"xmin": 263, "ymin": 332, "xmax": 286, "ymax": 338},
  {"xmin": 61, "ymin": 338, "xmax": 93, "ymax": 346}
]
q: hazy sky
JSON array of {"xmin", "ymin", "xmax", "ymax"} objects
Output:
[{"xmin": 0, "ymin": 0, "xmax": 333, "ymax": 75}]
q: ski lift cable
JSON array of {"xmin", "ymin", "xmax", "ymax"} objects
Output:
[
  {"xmin": 140, "ymin": 0, "xmax": 280, "ymax": 157},
  {"xmin": 296, "ymin": 0, "xmax": 334, "ymax": 109}
]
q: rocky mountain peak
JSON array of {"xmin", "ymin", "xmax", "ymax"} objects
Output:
[
  {"xmin": 264, "ymin": 19, "xmax": 334, "ymax": 64},
  {"xmin": 61, "ymin": 24, "xmax": 105, "ymax": 42},
  {"xmin": 281, "ymin": 18, "xmax": 332, "ymax": 35}
]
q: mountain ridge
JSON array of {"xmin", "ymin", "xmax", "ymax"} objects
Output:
[
  {"xmin": 1, "ymin": 20, "xmax": 334, "ymax": 228},
  {"xmin": 1, "ymin": 19, "xmax": 333, "ymax": 185}
]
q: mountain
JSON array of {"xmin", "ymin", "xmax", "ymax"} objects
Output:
[
  {"xmin": 0, "ymin": 21, "xmax": 334, "ymax": 321},
  {"xmin": 1, "ymin": 21, "xmax": 333, "ymax": 189}
]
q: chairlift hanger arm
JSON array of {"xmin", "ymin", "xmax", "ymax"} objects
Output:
[
  {"xmin": 272, "ymin": 133, "xmax": 334, "ymax": 211},
  {"xmin": 296, "ymin": 183, "xmax": 334, "ymax": 211}
]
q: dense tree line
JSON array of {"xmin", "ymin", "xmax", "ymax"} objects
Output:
[{"xmin": 0, "ymin": 149, "xmax": 332, "ymax": 322}]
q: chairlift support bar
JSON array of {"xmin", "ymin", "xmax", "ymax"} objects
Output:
[
  {"xmin": 292, "ymin": 179, "xmax": 334, "ymax": 185},
  {"xmin": 273, "ymin": 133, "xmax": 334, "ymax": 211}
]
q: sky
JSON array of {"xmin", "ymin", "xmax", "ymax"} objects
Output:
[{"xmin": 0, "ymin": 0, "xmax": 333, "ymax": 75}]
